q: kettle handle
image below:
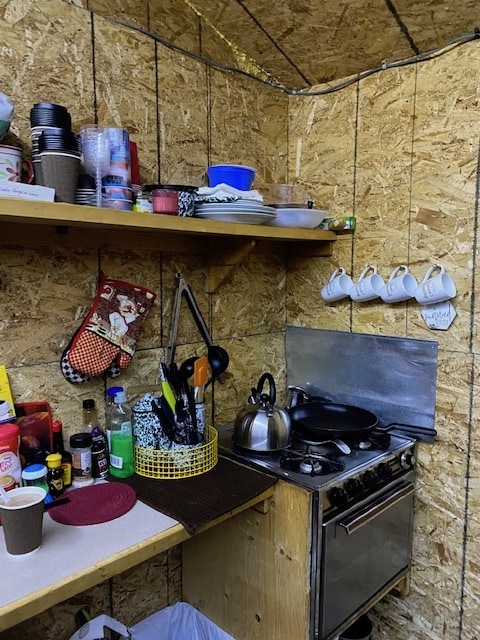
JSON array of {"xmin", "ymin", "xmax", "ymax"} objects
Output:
[{"xmin": 256, "ymin": 372, "xmax": 276, "ymax": 406}]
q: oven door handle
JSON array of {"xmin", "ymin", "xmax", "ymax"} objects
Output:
[{"xmin": 339, "ymin": 483, "xmax": 415, "ymax": 534}]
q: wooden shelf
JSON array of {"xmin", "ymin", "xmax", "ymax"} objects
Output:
[{"xmin": 0, "ymin": 197, "xmax": 337, "ymax": 291}]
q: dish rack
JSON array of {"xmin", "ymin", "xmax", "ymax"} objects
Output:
[{"xmin": 134, "ymin": 425, "xmax": 218, "ymax": 479}]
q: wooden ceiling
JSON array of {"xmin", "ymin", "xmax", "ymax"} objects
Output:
[{"xmin": 186, "ymin": 0, "xmax": 480, "ymax": 89}]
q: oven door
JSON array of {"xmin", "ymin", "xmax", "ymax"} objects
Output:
[{"xmin": 319, "ymin": 476, "xmax": 415, "ymax": 639}]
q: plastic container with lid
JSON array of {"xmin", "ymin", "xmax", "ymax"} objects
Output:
[
  {"xmin": 70, "ymin": 432, "xmax": 94, "ymax": 487},
  {"xmin": 21, "ymin": 463, "xmax": 48, "ymax": 492},
  {"xmin": 145, "ymin": 184, "xmax": 197, "ymax": 216}
]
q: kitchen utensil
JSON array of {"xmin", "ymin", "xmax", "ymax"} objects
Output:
[
  {"xmin": 349, "ymin": 266, "xmax": 384, "ymax": 302},
  {"xmin": 166, "ymin": 273, "xmax": 229, "ymax": 385},
  {"xmin": 206, "ymin": 345, "xmax": 230, "ymax": 387},
  {"xmin": 321, "ymin": 267, "xmax": 353, "ymax": 302},
  {"xmin": 44, "ymin": 497, "xmax": 71, "ymax": 510},
  {"xmin": 379, "ymin": 265, "xmax": 417, "ymax": 303},
  {"xmin": 414, "ymin": 263, "xmax": 456, "ymax": 305},
  {"xmin": 179, "ymin": 356, "xmax": 198, "ymax": 382},
  {"xmin": 207, "ymin": 164, "xmax": 256, "ymax": 190},
  {"xmin": 267, "ymin": 207, "xmax": 328, "ymax": 229},
  {"xmin": 233, "ymin": 372, "xmax": 291, "ymax": 452},
  {"xmin": 194, "ymin": 355, "xmax": 208, "ymax": 399},
  {"xmin": 159, "ymin": 362, "xmax": 176, "ymax": 412},
  {"xmin": 288, "ymin": 399, "xmax": 378, "ymax": 440}
]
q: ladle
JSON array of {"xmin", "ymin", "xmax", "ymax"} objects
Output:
[
  {"xmin": 179, "ymin": 356, "xmax": 198, "ymax": 382},
  {"xmin": 206, "ymin": 345, "xmax": 230, "ymax": 387}
]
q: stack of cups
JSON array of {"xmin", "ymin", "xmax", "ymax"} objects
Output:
[
  {"xmin": 30, "ymin": 102, "xmax": 81, "ymax": 203},
  {"xmin": 101, "ymin": 128, "xmax": 132, "ymax": 210}
]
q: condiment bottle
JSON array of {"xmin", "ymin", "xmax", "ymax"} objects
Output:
[
  {"xmin": 70, "ymin": 432, "xmax": 94, "ymax": 487},
  {"xmin": 45, "ymin": 453, "xmax": 64, "ymax": 497},
  {"xmin": 51, "ymin": 419, "xmax": 73, "ymax": 488},
  {"xmin": 82, "ymin": 399, "xmax": 109, "ymax": 480},
  {"xmin": 108, "ymin": 391, "xmax": 134, "ymax": 478}
]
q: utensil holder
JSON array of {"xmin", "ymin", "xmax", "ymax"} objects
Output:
[{"xmin": 134, "ymin": 426, "xmax": 218, "ymax": 479}]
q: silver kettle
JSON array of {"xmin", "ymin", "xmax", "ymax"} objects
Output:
[{"xmin": 233, "ymin": 372, "xmax": 291, "ymax": 452}]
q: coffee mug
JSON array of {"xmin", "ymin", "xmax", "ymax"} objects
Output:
[
  {"xmin": 0, "ymin": 144, "xmax": 34, "ymax": 183},
  {"xmin": 414, "ymin": 263, "xmax": 456, "ymax": 305},
  {"xmin": 321, "ymin": 268, "xmax": 353, "ymax": 301},
  {"xmin": 380, "ymin": 265, "xmax": 417, "ymax": 303},
  {"xmin": 350, "ymin": 266, "xmax": 384, "ymax": 302}
]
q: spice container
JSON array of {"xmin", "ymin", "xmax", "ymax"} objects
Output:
[
  {"xmin": 70, "ymin": 432, "xmax": 94, "ymax": 487},
  {"xmin": 21, "ymin": 463, "xmax": 48, "ymax": 492}
]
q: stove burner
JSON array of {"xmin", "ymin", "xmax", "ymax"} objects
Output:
[
  {"xmin": 349, "ymin": 432, "xmax": 391, "ymax": 451},
  {"xmin": 280, "ymin": 450, "xmax": 345, "ymax": 476}
]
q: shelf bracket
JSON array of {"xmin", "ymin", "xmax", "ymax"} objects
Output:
[{"xmin": 206, "ymin": 238, "xmax": 258, "ymax": 292}]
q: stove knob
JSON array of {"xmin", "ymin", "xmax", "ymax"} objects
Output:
[
  {"xmin": 400, "ymin": 451, "xmax": 415, "ymax": 468},
  {"xmin": 362, "ymin": 469, "xmax": 378, "ymax": 489},
  {"xmin": 329, "ymin": 487, "xmax": 348, "ymax": 508},
  {"xmin": 345, "ymin": 478, "xmax": 363, "ymax": 497},
  {"xmin": 377, "ymin": 462, "xmax": 392, "ymax": 480}
]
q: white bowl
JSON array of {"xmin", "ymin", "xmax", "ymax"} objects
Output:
[{"xmin": 267, "ymin": 207, "xmax": 328, "ymax": 229}]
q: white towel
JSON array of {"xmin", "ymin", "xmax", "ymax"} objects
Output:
[{"xmin": 195, "ymin": 183, "xmax": 263, "ymax": 203}]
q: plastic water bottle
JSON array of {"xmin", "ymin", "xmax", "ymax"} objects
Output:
[
  {"xmin": 105, "ymin": 386, "xmax": 123, "ymax": 451},
  {"xmin": 108, "ymin": 391, "xmax": 134, "ymax": 478}
]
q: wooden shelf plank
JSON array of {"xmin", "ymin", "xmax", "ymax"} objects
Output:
[{"xmin": 0, "ymin": 197, "xmax": 337, "ymax": 243}]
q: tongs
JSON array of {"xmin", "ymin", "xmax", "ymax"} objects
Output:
[{"xmin": 166, "ymin": 272, "xmax": 229, "ymax": 383}]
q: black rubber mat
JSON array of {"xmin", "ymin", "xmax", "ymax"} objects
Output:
[{"xmin": 116, "ymin": 455, "xmax": 277, "ymax": 535}]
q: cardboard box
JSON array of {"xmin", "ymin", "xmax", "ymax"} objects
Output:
[
  {"xmin": 0, "ymin": 182, "xmax": 55, "ymax": 202},
  {"xmin": 0, "ymin": 365, "xmax": 16, "ymax": 424}
]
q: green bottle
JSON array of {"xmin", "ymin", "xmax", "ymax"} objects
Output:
[{"xmin": 108, "ymin": 392, "xmax": 134, "ymax": 478}]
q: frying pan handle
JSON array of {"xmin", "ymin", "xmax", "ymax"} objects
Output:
[{"xmin": 257, "ymin": 372, "xmax": 276, "ymax": 406}]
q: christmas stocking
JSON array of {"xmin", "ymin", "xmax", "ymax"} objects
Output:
[{"xmin": 64, "ymin": 274, "xmax": 156, "ymax": 379}]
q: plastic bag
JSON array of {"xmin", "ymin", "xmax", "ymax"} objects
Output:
[
  {"xmin": 69, "ymin": 603, "xmax": 234, "ymax": 640},
  {"xmin": 131, "ymin": 603, "xmax": 235, "ymax": 640}
]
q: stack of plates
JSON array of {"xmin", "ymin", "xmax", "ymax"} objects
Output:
[{"xmin": 194, "ymin": 201, "xmax": 276, "ymax": 225}]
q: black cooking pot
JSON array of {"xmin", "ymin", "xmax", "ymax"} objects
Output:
[{"xmin": 288, "ymin": 399, "xmax": 378, "ymax": 440}]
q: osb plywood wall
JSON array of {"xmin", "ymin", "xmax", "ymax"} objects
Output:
[
  {"xmin": 287, "ymin": 42, "xmax": 480, "ymax": 640},
  {"xmin": 1, "ymin": 2, "xmax": 479, "ymax": 640},
  {"xmin": 0, "ymin": 1, "xmax": 287, "ymax": 638}
]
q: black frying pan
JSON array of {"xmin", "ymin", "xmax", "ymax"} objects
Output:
[{"xmin": 288, "ymin": 400, "xmax": 378, "ymax": 440}]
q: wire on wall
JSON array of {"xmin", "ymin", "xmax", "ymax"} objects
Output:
[{"xmin": 112, "ymin": 17, "xmax": 480, "ymax": 97}]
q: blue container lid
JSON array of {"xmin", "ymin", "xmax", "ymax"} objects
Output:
[{"xmin": 22, "ymin": 463, "xmax": 47, "ymax": 480}]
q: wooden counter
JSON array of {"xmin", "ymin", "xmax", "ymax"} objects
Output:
[{"xmin": 0, "ymin": 485, "xmax": 275, "ymax": 632}]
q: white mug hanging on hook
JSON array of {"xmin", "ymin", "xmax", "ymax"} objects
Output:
[
  {"xmin": 414, "ymin": 263, "xmax": 456, "ymax": 305},
  {"xmin": 380, "ymin": 265, "xmax": 417, "ymax": 303},
  {"xmin": 321, "ymin": 268, "xmax": 353, "ymax": 302},
  {"xmin": 350, "ymin": 266, "xmax": 384, "ymax": 302}
]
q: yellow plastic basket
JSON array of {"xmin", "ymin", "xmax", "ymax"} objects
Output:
[{"xmin": 134, "ymin": 426, "xmax": 218, "ymax": 479}]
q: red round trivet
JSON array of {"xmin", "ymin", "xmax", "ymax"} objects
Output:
[{"xmin": 48, "ymin": 482, "xmax": 137, "ymax": 526}]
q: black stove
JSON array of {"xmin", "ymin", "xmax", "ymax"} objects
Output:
[{"xmin": 217, "ymin": 423, "xmax": 416, "ymax": 500}]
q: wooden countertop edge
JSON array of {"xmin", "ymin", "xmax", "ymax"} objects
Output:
[{"xmin": 0, "ymin": 486, "xmax": 275, "ymax": 632}]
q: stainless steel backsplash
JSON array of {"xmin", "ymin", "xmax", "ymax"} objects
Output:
[{"xmin": 285, "ymin": 327, "xmax": 438, "ymax": 431}]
